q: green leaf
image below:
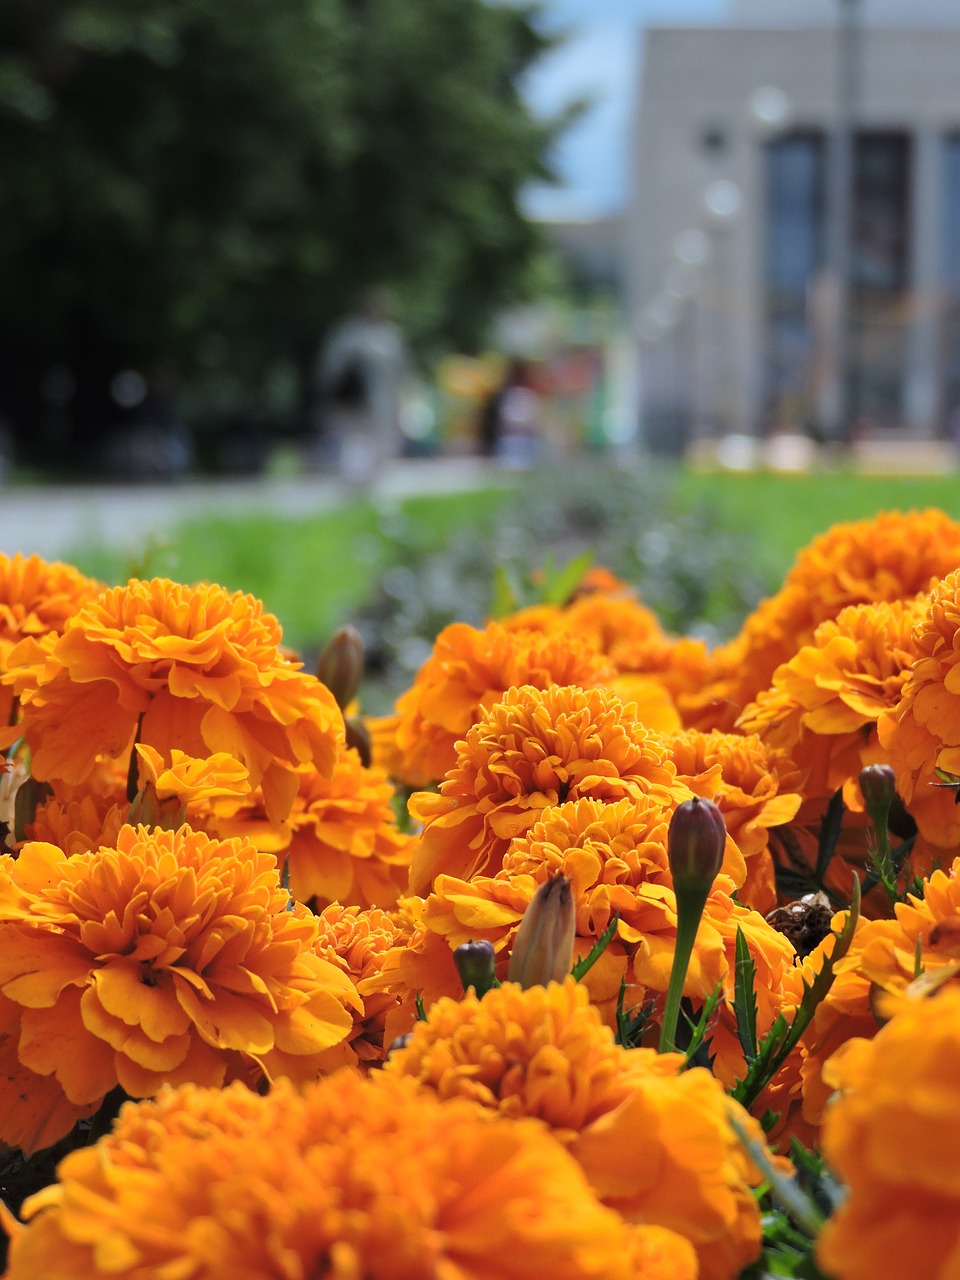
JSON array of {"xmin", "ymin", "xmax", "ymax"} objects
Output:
[
  {"xmin": 681, "ymin": 981, "xmax": 723, "ymax": 1068},
  {"xmin": 490, "ymin": 564, "xmax": 520, "ymax": 619},
  {"xmin": 540, "ymin": 550, "xmax": 595, "ymax": 606},
  {"xmin": 732, "ymin": 875, "xmax": 861, "ymax": 1111},
  {"xmin": 815, "ymin": 788, "xmax": 845, "ymax": 886},
  {"xmin": 571, "ymin": 912, "xmax": 619, "ymax": 982},
  {"xmin": 734, "ymin": 925, "xmax": 759, "ymax": 1063},
  {"xmin": 730, "ymin": 1114, "xmax": 826, "ymax": 1238}
]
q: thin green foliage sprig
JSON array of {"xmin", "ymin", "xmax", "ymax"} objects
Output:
[
  {"xmin": 731, "ymin": 876, "xmax": 861, "ymax": 1112},
  {"xmin": 571, "ymin": 912, "xmax": 619, "ymax": 982}
]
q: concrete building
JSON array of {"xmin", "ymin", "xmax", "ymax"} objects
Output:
[{"xmin": 628, "ymin": 0, "xmax": 960, "ymax": 454}]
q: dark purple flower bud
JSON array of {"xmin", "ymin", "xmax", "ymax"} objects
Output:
[
  {"xmin": 454, "ymin": 939, "xmax": 498, "ymax": 997},
  {"xmin": 315, "ymin": 624, "xmax": 364, "ymax": 710},
  {"xmin": 667, "ymin": 796, "xmax": 726, "ymax": 894},
  {"xmin": 859, "ymin": 764, "xmax": 897, "ymax": 814}
]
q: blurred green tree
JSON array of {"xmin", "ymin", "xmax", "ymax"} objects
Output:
[{"xmin": 0, "ymin": 0, "xmax": 558, "ymax": 464}]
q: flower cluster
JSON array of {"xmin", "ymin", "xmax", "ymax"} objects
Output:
[{"xmin": 3, "ymin": 507, "xmax": 960, "ymax": 1279}]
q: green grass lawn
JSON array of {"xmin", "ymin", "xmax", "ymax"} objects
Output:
[
  {"xmin": 69, "ymin": 464, "xmax": 960, "ymax": 655},
  {"xmin": 676, "ymin": 468, "xmax": 960, "ymax": 585},
  {"xmin": 72, "ymin": 486, "xmax": 515, "ymax": 654}
]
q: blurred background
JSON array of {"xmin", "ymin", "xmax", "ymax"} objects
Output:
[{"xmin": 3, "ymin": 0, "xmax": 960, "ymax": 480}]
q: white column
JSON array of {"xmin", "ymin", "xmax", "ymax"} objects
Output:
[{"xmin": 905, "ymin": 125, "xmax": 944, "ymax": 437}]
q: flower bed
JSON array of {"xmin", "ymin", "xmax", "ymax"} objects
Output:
[{"xmin": 0, "ymin": 508, "xmax": 959, "ymax": 1277}]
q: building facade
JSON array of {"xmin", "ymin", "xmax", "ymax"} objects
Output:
[{"xmin": 628, "ymin": 1, "xmax": 960, "ymax": 453}]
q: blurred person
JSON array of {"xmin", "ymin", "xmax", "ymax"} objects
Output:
[
  {"xmin": 313, "ymin": 289, "xmax": 409, "ymax": 485},
  {"xmin": 479, "ymin": 358, "xmax": 543, "ymax": 467}
]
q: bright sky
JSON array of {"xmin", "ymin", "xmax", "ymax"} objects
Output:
[{"xmin": 519, "ymin": 0, "xmax": 728, "ymax": 219}]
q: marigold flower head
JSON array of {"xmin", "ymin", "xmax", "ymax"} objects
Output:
[
  {"xmin": 0, "ymin": 554, "xmax": 101, "ymax": 729},
  {"xmin": 3, "ymin": 1072, "xmax": 674, "ymax": 1280},
  {"xmin": 683, "ymin": 508, "xmax": 960, "ymax": 731},
  {"xmin": 6, "ymin": 578, "xmax": 344, "ymax": 823},
  {"xmin": 799, "ymin": 860, "xmax": 960, "ymax": 1125},
  {"xmin": 314, "ymin": 902, "xmax": 409, "ymax": 1064},
  {"xmin": 384, "ymin": 620, "xmax": 615, "ymax": 787},
  {"xmin": 387, "ymin": 977, "xmax": 768, "ymax": 1280},
  {"xmin": 284, "ymin": 748, "xmax": 414, "ymax": 911},
  {"xmin": 667, "ymin": 728, "xmax": 804, "ymax": 912},
  {"xmin": 0, "ymin": 824, "xmax": 359, "ymax": 1153},
  {"xmin": 878, "ymin": 569, "xmax": 960, "ymax": 848},
  {"xmin": 740, "ymin": 599, "xmax": 923, "ymax": 808},
  {"xmin": 816, "ymin": 987, "xmax": 960, "ymax": 1280},
  {"xmin": 408, "ymin": 683, "xmax": 684, "ymax": 894}
]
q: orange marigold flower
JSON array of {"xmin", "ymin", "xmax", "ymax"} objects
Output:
[
  {"xmin": 22, "ymin": 792, "xmax": 129, "ymax": 857},
  {"xmin": 387, "ymin": 977, "xmax": 768, "ymax": 1280},
  {"xmin": 6, "ymin": 578, "xmax": 344, "ymax": 823},
  {"xmin": 284, "ymin": 749, "xmax": 414, "ymax": 911},
  {"xmin": 0, "ymin": 824, "xmax": 359, "ymax": 1153},
  {"xmin": 878, "ymin": 569, "xmax": 960, "ymax": 848},
  {"xmin": 378, "ymin": 620, "xmax": 615, "ymax": 787},
  {"xmin": 401, "ymin": 795, "xmax": 797, "ymax": 1082},
  {"xmin": 314, "ymin": 903, "xmax": 409, "ymax": 1064},
  {"xmin": 3, "ymin": 1072, "xmax": 671, "ymax": 1280},
  {"xmin": 667, "ymin": 728, "xmax": 804, "ymax": 914},
  {"xmin": 799, "ymin": 859, "xmax": 960, "ymax": 1126},
  {"xmin": 0, "ymin": 553, "xmax": 101, "ymax": 729},
  {"xmin": 740, "ymin": 599, "xmax": 924, "ymax": 810},
  {"xmin": 816, "ymin": 987, "xmax": 960, "ymax": 1280},
  {"xmin": 683, "ymin": 508, "xmax": 960, "ymax": 731},
  {"xmin": 407, "ymin": 683, "xmax": 684, "ymax": 894}
]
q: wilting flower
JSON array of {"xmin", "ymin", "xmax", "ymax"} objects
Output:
[
  {"xmin": 279, "ymin": 748, "xmax": 414, "ymax": 911},
  {"xmin": 684, "ymin": 508, "xmax": 960, "ymax": 731},
  {"xmin": 387, "ymin": 977, "xmax": 769, "ymax": 1280},
  {"xmin": 0, "ymin": 824, "xmax": 359, "ymax": 1153},
  {"xmin": 5, "ymin": 578, "xmax": 344, "ymax": 823},
  {"xmin": 408, "ymin": 683, "xmax": 684, "ymax": 894},
  {"xmin": 2, "ymin": 1072, "xmax": 683, "ymax": 1280},
  {"xmin": 375, "ymin": 620, "xmax": 614, "ymax": 787},
  {"xmin": 0, "ymin": 553, "xmax": 101, "ymax": 727},
  {"xmin": 816, "ymin": 987, "xmax": 960, "ymax": 1280}
]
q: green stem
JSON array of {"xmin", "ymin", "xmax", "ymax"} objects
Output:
[{"xmin": 658, "ymin": 886, "xmax": 709, "ymax": 1054}]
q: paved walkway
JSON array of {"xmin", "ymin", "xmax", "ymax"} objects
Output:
[{"xmin": 0, "ymin": 458, "xmax": 504, "ymax": 563}]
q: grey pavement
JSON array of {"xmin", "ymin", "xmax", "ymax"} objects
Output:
[{"xmin": 0, "ymin": 457, "xmax": 505, "ymax": 563}]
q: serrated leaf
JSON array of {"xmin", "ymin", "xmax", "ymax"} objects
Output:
[
  {"xmin": 571, "ymin": 911, "xmax": 618, "ymax": 982},
  {"xmin": 815, "ymin": 788, "xmax": 845, "ymax": 886},
  {"xmin": 734, "ymin": 925, "xmax": 759, "ymax": 1062},
  {"xmin": 732, "ymin": 875, "xmax": 861, "ymax": 1110},
  {"xmin": 682, "ymin": 980, "xmax": 723, "ymax": 1068}
]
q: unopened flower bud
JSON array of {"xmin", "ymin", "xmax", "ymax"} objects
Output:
[
  {"xmin": 667, "ymin": 796, "xmax": 726, "ymax": 895},
  {"xmin": 345, "ymin": 716, "xmax": 372, "ymax": 768},
  {"xmin": 859, "ymin": 764, "xmax": 896, "ymax": 815},
  {"xmin": 315, "ymin": 624, "xmax": 364, "ymax": 710},
  {"xmin": 454, "ymin": 939, "xmax": 497, "ymax": 997},
  {"xmin": 508, "ymin": 873, "xmax": 575, "ymax": 989}
]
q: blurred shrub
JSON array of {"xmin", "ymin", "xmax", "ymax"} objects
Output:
[{"xmin": 354, "ymin": 460, "xmax": 773, "ymax": 706}]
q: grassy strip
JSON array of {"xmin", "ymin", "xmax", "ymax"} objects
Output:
[{"xmin": 71, "ymin": 486, "xmax": 513, "ymax": 653}]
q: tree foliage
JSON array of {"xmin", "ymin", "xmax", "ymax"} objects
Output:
[{"xmin": 0, "ymin": 0, "xmax": 557, "ymax": 456}]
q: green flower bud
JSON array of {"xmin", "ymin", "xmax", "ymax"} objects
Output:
[
  {"xmin": 315, "ymin": 624, "xmax": 364, "ymax": 710},
  {"xmin": 454, "ymin": 939, "xmax": 498, "ymax": 997},
  {"xmin": 667, "ymin": 796, "xmax": 726, "ymax": 894},
  {"xmin": 345, "ymin": 716, "xmax": 372, "ymax": 768},
  {"xmin": 508, "ymin": 873, "xmax": 575, "ymax": 989}
]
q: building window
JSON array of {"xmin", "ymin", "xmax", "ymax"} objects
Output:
[
  {"xmin": 762, "ymin": 131, "xmax": 826, "ymax": 426},
  {"xmin": 941, "ymin": 136, "xmax": 960, "ymax": 432},
  {"xmin": 852, "ymin": 132, "xmax": 911, "ymax": 293}
]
